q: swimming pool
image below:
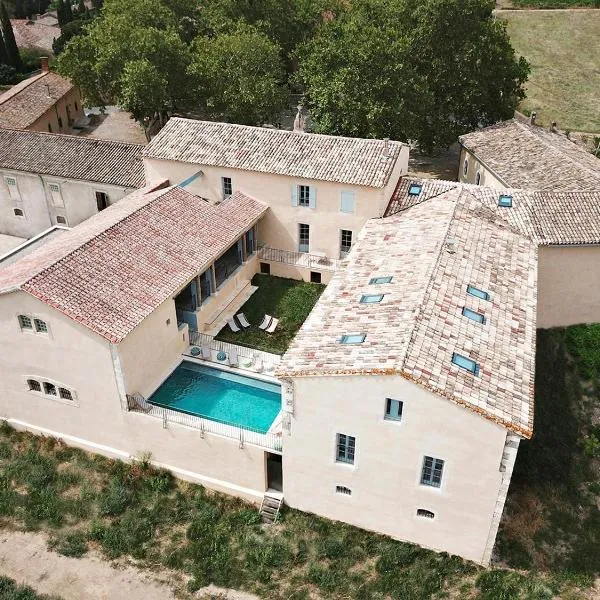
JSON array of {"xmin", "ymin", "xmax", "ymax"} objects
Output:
[{"xmin": 148, "ymin": 361, "xmax": 281, "ymax": 434}]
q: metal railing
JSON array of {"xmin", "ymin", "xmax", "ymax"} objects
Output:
[
  {"xmin": 258, "ymin": 246, "xmax": 341, "ymax": 271},
  {"xmin": 126, "ymin": 393, "xmax": 282, "ymax": 451},
  {"xmin": 188, "ymin": 331, "xmax": 283, "ymax": 365}
]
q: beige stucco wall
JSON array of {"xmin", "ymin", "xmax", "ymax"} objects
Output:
[
  {"xmin": 0, "ymin": 169, "xmax": 135, "ymax": 238},
  {"xmin": 0, "ymin": 291, "xmax": 269, "ymax": 501},
  {"xmin": 537, "ymin": 245, "xmax": 600, "ymax": 327},
  {"xmin": 28, "ymin": 88, "xmax": 84, "ymax": 134},
  {"xmin": 143, "ymin": 149, "xmax": 408, "ymax": 261},
  {"xmin": 283, "ymin": 374, "xmax": 508, "ymax": 564},
  {"xmin": 458, "ymin": 148, "xmax": 506, "ymax": 189}
]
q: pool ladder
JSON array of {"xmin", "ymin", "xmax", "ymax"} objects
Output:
[{"xmin": 259, "ymin": 493, "xmax": 283, "ymax": 524}]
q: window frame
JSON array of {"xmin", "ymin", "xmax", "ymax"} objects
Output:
[
  {"xmin": 335, "ymin": 433, "xmax": 356, "ymax": 465},
  {"xmin": 298, "ymin": 184, "xmax": 311, "ymax": 207},
  {"xmin": 451, "ymin": 352, "xmax": 480, "ymax": 375},
  {"xmin": 340, "ymin": 229, "xmax": 353, "ymax": 258},
  {"xmin": 27, "ymin": 379, "xmax": 41, "ymax": 392},
  {"xmin": 13, "ymin": 207, "xmax": 25, "ymax": 218},
  {"xmin": 420, "ymin": 455, "xmax": 445, "ymax": 488},
  {"xmin": 18, "ymin": 314, "xmax": 33, "ymax": 331},
  {"xmin": 463, "ymin": 158, "xmax": 468, "ymax": 177},
  {"xmin": 461, "ymin": 306, "xmax": 486, "ymax": 325},
  {"xmin": 298, "ymin": 223, "xmax": 310, "ymax": 253},
  {"xmin": 360, "ymin": 294, "xmax": 384, "ymax": 304},
  {"xmin": 5, "ymin": 176, "xmax": 20, "ymax": 200},
  {"xmin": 498, "ymin": 194, "xmax": 513, "ymax": 208},
  {"xmin": 34, "ymin": 318, "xmax": 48, "ymax": 334},
  {"xmin": 340, "ymin": 190, "xmax": 355, "ymax": 214},
  {"xmin": 335, "ymin": 485, "xmax": 352, "ymax": 496},
  {"xmin": 17, "ymin": 314, "xmax": 51, "ymax": 336},
  {"xmin": 369, "ymin": 276, "xmax": 393, "ymax": 285},
  {"xmin": 466, "ymin": 284, "xmax": 490, "ymax": 301},
  {"xmin": 24, "ymin": 376, "xmax": 77, "ymax": 404},
  {"xmin": 95, "ymin": 191, "xmax": 109, "ymax": 212},
  {"xmin": 408, "ymin": 183, "xmax": 422, "ymax": 196},
  {"xmin": 384, "ymin": 397, "xmax": 403, "ymax": 422},
  {"xmin": 475, "ymin": 170, "xmax": 481, "ymax": 185},
  {"xmin": 416, "ymin": 508, "xmax": 435, "ymax": 519},
  {"xmin": 48, "ymin": 182, "xmax": 64, "ymax": 207},
  {"xmin": 221, "ymin": 176, "xmax": 233, "ymax": 199},
  {"xmin": 340, "ymin": 333, "xmax": 366, "ymax": 345},
  {"xmin": 56, "ymin": 215, "xmax": 68, "ymax": 226}
]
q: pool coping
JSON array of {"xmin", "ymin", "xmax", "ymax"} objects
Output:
[{"xmin": 182, "ymin": 355, "xmax": 282, "ymax": 386}]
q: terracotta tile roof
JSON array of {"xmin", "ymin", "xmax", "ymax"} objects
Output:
[
  {"xmin": 0, "ymin": 185, "xmax": 267, "ymax": 343},
  {"xmin": 388, "ymin": 178, "xmax": 600, "ymax": 246},
  {"xmin": 10, "ymin": 19, "xmax": 59, "ymax": 52},
  {"xmin": 143, "ymin": 118, "xmax": 405, "ymax": 188},
  {"xmin": 0, "ymin": 128, "xmax": 145, "ymax": 188},
  {"xmin": 278, "ymin": 187, "xmax": 537, "ymax": 438},
  {"xmin": 0, "ymin": 71, "xmax": 74, "ymax": 129},
  {"xmin": 459, "ymin": 120, "xmax": 600, "ymax": 191}
]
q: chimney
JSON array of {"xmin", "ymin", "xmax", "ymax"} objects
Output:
[
  {"xmin": 530, "ymin": 111, "xmax": 536, "ymax": 126},
  {"xmin": 383, "ymin": 137, "xmax": 390, "ymax": 157},
  {"xmin": 40, "ymin": 56, "xmax": 49, "ymax": 72},
  {"xmin": 293, "ymin": 105, "xmax": 306, "ymax": 133}
]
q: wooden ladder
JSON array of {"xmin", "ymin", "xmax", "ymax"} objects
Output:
[{"xmin": 259, "ymin": 493, "xmax": 283, "ymax": 524}]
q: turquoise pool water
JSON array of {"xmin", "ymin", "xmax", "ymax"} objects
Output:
[{"xmin": 148, "ymin": 361, "xmax": 281, "ymax": 434}]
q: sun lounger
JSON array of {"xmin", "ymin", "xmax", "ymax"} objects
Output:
[
  {"xmin": 259, "ymin": 315, "xmax": 272, "ymax": 330},
  {"xmin": 265, "ymin": 317, "xmax": 279, "ymax": 334},
  {"xmin": 254, "ymin": 356, "xmax": 264, "ymax": 373},
  {"xmin": 201, "ymin": 345, "xmax": 211, "ymax": 360},
  {"xmin": 229, "ymin": 348, "xmax": 239, "ymax": 367},
  {"xmin": 236, "ymin": 313, "xmax": 251, "ymax": 328},
  {"xmin": 127, "ymin": 393, "xmax": 153, "ymax": 414},
  {"xmin": 227, "ymin": 317, "xmax": 241, "ymax": 333}
]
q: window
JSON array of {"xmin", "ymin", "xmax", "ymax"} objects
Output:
[
  {"xmin": 336, "ymin": 485, "xmax": 352, "ymax": 496},
  {"xmin": 298, "ymin": 185, "xmax": 310, "ymax": 207},
  {"xmin": 384, "ymin": 398, "xmax": 403, "ymax": 421},
  {"xmin": 293, "ymin": 184, "xmax": 316, "ymax": 208},
  {"xmin": 260, "ymin": 262, "xmax": 271, "ymax": 275},
  {"xmin": 466, "ymin": 284, "xmax": 490, "ymax": 301},
  {"xmin": 59, "ymin": 388, "xmax": 73, "ymax": 401},
  {"xmin": 408, "ymin": 183, "xmax": 422, "ymax": 196},
  {"xmin": 369, "ymin": 276, "xmax": 392, "ymax": 285},
  {"xmin": 451, "ymin": 352, "xmax": 480, "ymax": 375},
  {"xmin": 310, "ymin": 271, "xmax": 322, "ymax": 284},
  {"xmin": 48, "ymin": 124, "xmax": 52, "ymax": 132},
  {"xmin": 340, "ymin": 229, "xmax": 352, "ymax": 258},
  {"xmin": 5, "ymin": 176, "xmax": 20, "ymax": 200},
  {"xmin": 13, "ymin": 208, "xmax": 24, "ymax": 217},
  {"xmin": 222, "ymin": 176, "xmax": 232, "ymax": 198},
  {"xmin": 43, "ymin": 382, "xmax": 57, "ymax": 396},
  {"xmin": 96, "ymin": 191, "xmax": 109, "ymax": 211},
  {"xmin": 421, "ymin": 456, "xmax": 444, "ymax": 487},
  {"xmin": 49, "ymin": 183, "xmax": 64, "ymax": 207},
  {"xmin": 58, "ymin": 117, "xmax": 63, "ymax": 129},
  {"xmin": 336, "ymin": 433, "xmax": 356, "ymax": 464},
  {"xmin": 462, "ymin": 307, "xmax": 486, "ymax": 324},
  {"xmin": 498, "ymin": 194, "xmax": 513, "ymax": 208},
  {"xmin": 18, "ymin": 315, "xmax": 33, "ymax": 330},
  {"xmin": 417, "ymin": 509, "xmax": 435, "ymax": 519},
  {"xmin": 27, "ymin": 379, "xmax": 41, "ymax": 392},
  {"xmin": 340, "ymin": 333, "xmax": 366, "ymax": 345},
  {"xmin": 245, "ymin": 227, "xmax": 255, "ymax": 256},
  {"xmin": 298, "ymin": 223, "xmax": 310, "ymax": 253},
  {"xmin": 56, "ymin": 216, "xmax": 67, "ymax": 225},
  {"xmin": 340, "ymin": 191, "xmax": 355, "ymax": 214},
  {"xmin": 463, "ymin": 158, "xmax": 468, "ymax": 176},
  {"xmin": 34, "ymin": 318, "xmax": 48, "ymax": 333},
  {"xmin": 360, "ymin": 294, "xmax": 384, "ymax": 304},
  {"xmin": 475, "ymin": 171, "xmax": 481, "ymax": 185}
]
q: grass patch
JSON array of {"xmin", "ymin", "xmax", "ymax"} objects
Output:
[
  {"xmin": 215, "ymin": 274, "xmax": 325, "ymax": 354},
  {"xmin": 496, "ymin": 328, "xmax": 600, "ymax": 578},
  {"xmin": 500, "ymin": 10, "xmax": 600, "ymax": 132},
  {"xmin": 0, "ymin": 576, "xmax": 62, "ymax": 599}
]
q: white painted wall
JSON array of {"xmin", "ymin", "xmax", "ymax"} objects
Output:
[
  {"xmin": 283, "ymin": 374, "xmax": 509, "ymax": 564},
  {"xmin": 458, "ymin": 148, "xmax": 505, "ymax": 189},
  {"xmin": 0, "ymin": 170, "xmax": 136, "ymax": 238}
]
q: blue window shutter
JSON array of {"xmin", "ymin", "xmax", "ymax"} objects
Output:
[
  {"xmin": 340, "ymin": 191, "xmax": 355, "ymax": 213},
  {"xmin": 309, "ymin": 186, "xmax": 317, "ymax": 209},
  {"xmin": 291, "ymin": 185, "xmax": 298, "ymax": 207}
]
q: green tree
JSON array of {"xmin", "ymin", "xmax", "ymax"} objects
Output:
[
  {"xmin": 76, "ymin": 0, "xmax": 85, "ymax": 15},
  {"xmin": 188, "ymin": 23, "xmax": 287, "ymax": 124},
  {"xmin": 296, "ymin": 0, "xmax": 529, "ymax": 150},
  {"xmin": 0, "ymin": 2, "xmax": 21, "ymax": 70}
]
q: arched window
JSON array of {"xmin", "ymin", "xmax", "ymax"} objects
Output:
[
  {"xmin": 59, "ymin": 388, "xmax": 73, "ymax": 401},
  {"xmin": 475, "ymin": 170, "xmax": 481, "ymax": 185},
  {"xmin": 417, "ymin": 509, "xmax": 435, "ymax": 519},
  {"xmin": 27, "ymin": 379, "xmax": 41, "ymax": 392},
  {"xmin": 463, "ymin": 158, "xmax": 468, "ymax": 176}
]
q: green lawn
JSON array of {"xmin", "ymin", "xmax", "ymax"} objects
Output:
[
  {"xmin": 500, "ymin": 10, "xmax": 600, "ymax": 132},
  {"xmin": 215, "ymin": 274, "xmax": 325, "ymax": 355},
  {"xmin": 0, "ymin": 576, "xmax": 61, "ymax": 600}
]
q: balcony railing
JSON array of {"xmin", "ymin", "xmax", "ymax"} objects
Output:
[
  {"xmin": 126, "ymin": 393, "xmax": 282, "ymax": 452},
  {"xmin": 258, "ymin": 245, "xmax": 341, "ymax": 272}
]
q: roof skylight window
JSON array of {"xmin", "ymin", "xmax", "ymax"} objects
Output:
[
  {"xmin": 340, "ymin": 334, "xmax": 366, "ymax": 345},
  {"xmin": 408, "ymin": 183, "xmax": 422, "ymax": 196},
  {"xmin": 360, "ymin": 294, "xmax": 384, "ymax": 304},
  {"xmin": 466, "ymin": 285, "xmax": 490, "ymax": 301},
  {"xmin": 498, "ymin": 194, "xmax": 513, "ymax": 208},
  {"xmin": 451, "ymin": 353, "xmax": 480, "ymax": 375},
  {"xmin": 369, "ymin": 276, "xmax": 393, "ymax": 285},
  {"xmin": 462, "ymin": 307, "xmax": 486, "ymax": 324}
]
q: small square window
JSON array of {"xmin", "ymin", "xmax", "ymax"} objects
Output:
[
  {"xmin": 260, "ymin": 262, "xmax": 271, "ymax": 275},
  {"xmin": 43, "ymin": 382, "xmax": 57, "ymax": 396},
  {"xmin": 369, "ymin": 276, "xmax": 393, "ymax": 285},
  {"xmin": 56, "ymin": 216, "xmax": 67, "ymax": 225},
  {"xmin": 6, "ymin": 177, "xmax": 16, "ymax": 186},
  {"xmin": 421, "ymin": 456, "xmax": 444, "ymax": 487},
  {"xmin": 310, "ymin": 271, "xmax": 322, "ymax": 284},
  {"xmin": 96, "ymin": 191, "xmax": 109, "ymax": 211},
  {"xmin": 340, "ymin": 334, "xmax": 366, "ymax": 345},
  {"xmin": 360, "ymin": 294, "xmax": 384, "ymax": 304},
  {"xmin": 49, "ymin": 183, "xmax": 60, "ymax": 193},
  {"xmin": 451, "ymin": 352, "xmax": 480, "ymax": 375},
  {"xmin": 462, "ymin": 307, "xmax": 486, "ymax": 324},
  {"xmin": 498, "ymin": 194, "xmax": 513, "ymax": 208},
  {"xmin": 18, "ymin": 315, "xmax": 33, "ymax": 330},
  {"xmin": 466, "ymin": 285, "xmax": 490, "ymax": 301},
  {"xmin": 13, "ymin": 208, "xmax": 24, "ymax": 217},
  {"xmin": 336, "ymin": 485, "xmax": 352, "ymax": 496},
  {"xmin": 27, "ymin": 379, "xmax": 41, "ymax": 392},
  {"xmin": 385, "ymin": 398, "xmax": 403, "ymax": 421},
  {"xmin": 408, "ymin": 183, "xmax": 422, "ymax": 196},
  {"xmin": 59, "ymin": 388, "xmax": 73, "ymax": 401},
  {"xmin": 336, "ymin": 433, "xmax": 356, "ymax": 464},
  {"xmin": 34, "ymin": 319, "xmax": 48, "ymax": 333}
]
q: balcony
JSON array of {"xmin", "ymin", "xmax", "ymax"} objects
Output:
[{"xmin": 258, "ymin": 245, "xmax": 341, "ymax": 272}]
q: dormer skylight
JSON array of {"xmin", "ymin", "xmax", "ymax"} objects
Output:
[
  {"xmin": 466, "ymin": 285, "xmax": 490, "ymax": 301},
  {"xmin": 498, "ymin": 194, "xmax": 513, "ymax": 208},
  {"xmin": 340, "ymin": 334, "xmax": 366, "ymax": 345},
  {"xmin": 408, "ymin": 183, "xmax": 422, "ymax": 196},
  {"xmin": 462, "ymin": 307, "xmax": 486, "ymax": 324},
  {"xmin": 451, "ymin": 353, "xmax": 480, "ymax": 375},
  {"xmin": 360, "ymin": 294, "xmax": 384, "ymax": 304},
  {"xmin": 369, "ymin": 276, "xmax": 393, "ymax": 285}
]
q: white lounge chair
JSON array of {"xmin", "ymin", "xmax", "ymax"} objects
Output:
[
  {"xmin": 254, "ymin": 356, "xmax": 264, "ymax": 373},
  {"xmin": 236, "ymin": 313, "xmax": 251, "ymax": 329},
  {"xmin": 227, "ymin": 317, "xmax": 241, "ymax": 333},
  {"xmin": 229, "ymin": 348, "xmax": 239, "ymax": 367},
  {"xmin": 259, "ymin": 315, "xmax": 272, "ymax": 330},
  {"xmin": 201, "ymin": 345, "xmax": 211, "ymax": 360},
  {"xmin": 265, "ymin": 317, "xmax": 279, "ymax": 334}
]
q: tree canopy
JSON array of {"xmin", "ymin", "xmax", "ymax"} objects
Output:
[{"xmin": 296, "ymin": 0, "xmax": 529, "ymax": 150}]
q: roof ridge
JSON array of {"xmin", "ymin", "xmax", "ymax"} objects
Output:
[
  {"xmin": 0, "ymin": 72, "xmax": 47, "ymax": 106},
  {"xmin": 0, "ymin": 127, "xmax": 146, "ymax": 148}
]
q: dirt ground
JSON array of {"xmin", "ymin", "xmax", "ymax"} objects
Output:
[
  {"xmin": 81, "ymin": 107, "xmax": 148, "ymax": 145},
  {"xmin": 0, "ymin": 530, "xmax": 260, "ymax": 600},
  {"xmin": 408, "ymin": 143, "xmax": 460, "ymax": 181}
]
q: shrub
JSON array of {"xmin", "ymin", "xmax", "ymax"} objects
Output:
[
  {"xmin": 49, "ymin": 530, "xmax": 88, "ymax": 557},
  {"xmin": 98, "ymin": 479, "xmax": 131, "ymax": 516},
  {"xmin": 0, "ymin": 64, "xmax": 16, "ymax": 84}
]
